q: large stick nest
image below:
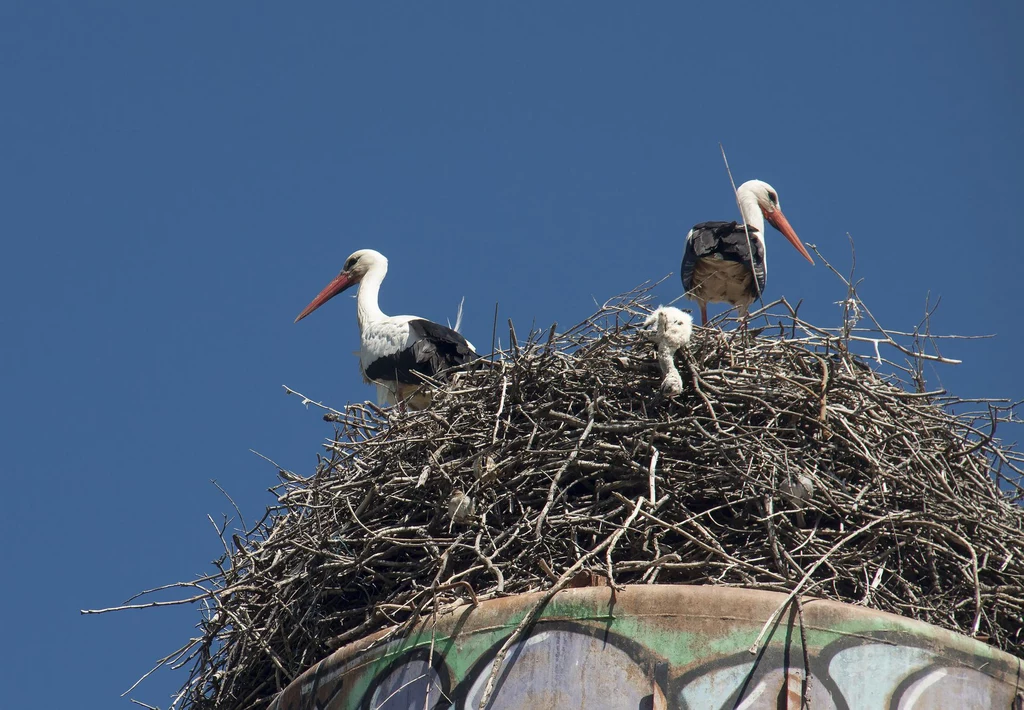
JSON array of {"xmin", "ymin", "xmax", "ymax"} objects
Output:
[{"xmin": 109, "ymin": 280, "xmax": 1024, "ymax": 710}]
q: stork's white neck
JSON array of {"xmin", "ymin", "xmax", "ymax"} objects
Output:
[
  {"xmin": 736, "ymin": 186, "xmax": 765, "ymax": 236},
  {"xmin": 356, "ymin": 262, "xmax": 388, "ymax": 328}
]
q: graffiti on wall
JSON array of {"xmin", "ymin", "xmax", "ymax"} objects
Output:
[
  {"xmin": 274, "ymin": 621, "xmax": 1021, "ymax": 710},
  {"xmin": 270, "ymin": 587, "xmax": 1023, "ymax": 710}
]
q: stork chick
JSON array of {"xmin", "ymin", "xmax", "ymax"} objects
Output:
[{"xmin": 644, "ymin": 306, "xmax": 693, "ymax": 396}]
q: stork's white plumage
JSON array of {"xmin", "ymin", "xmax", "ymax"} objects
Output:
[
  {"xmin": 294, "ymin": 249, "xmax": 477, "ymax": 409},
  {"xmin": 681, "ymin": 180, "xmax": 814, "ymax": 325}
]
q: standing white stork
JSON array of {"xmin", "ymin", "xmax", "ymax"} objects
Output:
[
  {"xmin": 681, "ymin": 179, "xmax": 814, "ymax": 325},
  {"xmin": 294, "ymin": 249, "xmax": 478, "ymax": 410}
]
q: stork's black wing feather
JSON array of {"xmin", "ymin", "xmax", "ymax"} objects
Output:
[
  {"xmin": 364, "ymin": 319, "xmax": 478, "ymax": 385},
  {"xmin": 681, "ymin": 221, "xmax": 766, "ymax": 295},
  {"xmin": 409, "ymin": 319, "xmax": 477, "ymax": 372}
]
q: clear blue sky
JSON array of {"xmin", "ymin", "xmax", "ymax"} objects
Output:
[{"xmin": 1, "ymin": 2, "xmax": 1021, "ymax": 707}]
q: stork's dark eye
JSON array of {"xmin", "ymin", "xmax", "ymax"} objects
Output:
[
  {"xmin": 768, "ymin": 192, "xmax": 778, "ymax": 205},
  {"xmin": 344, "ymin": 258, "xmax": 357, "ymax": 271}
]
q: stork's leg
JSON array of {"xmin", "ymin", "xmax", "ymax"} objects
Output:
[
  {"xmin": 738, "ymin": 303, "xmax": 750, "ymax": 331},
  {"xmin": 700, "ymin": 302, "xmax": 708, "ymax": 326}
]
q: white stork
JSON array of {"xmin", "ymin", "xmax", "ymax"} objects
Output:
[
  {"xmin": 681, "ymin": 179, "xmax": 814, "ymax": 325},
  {"xmin": 294, "ymin": 249, "xmax": 477, "ymax": 409}
]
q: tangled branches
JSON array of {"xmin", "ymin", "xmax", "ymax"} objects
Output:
[{"xmin": 89, "ymin": 279, "xmax": 1024, "ymax": 710}]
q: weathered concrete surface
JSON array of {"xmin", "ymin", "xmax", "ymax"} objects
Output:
[{"xmin": 269, "ymin": 584, "xmax": 1023, "ymax": 709}]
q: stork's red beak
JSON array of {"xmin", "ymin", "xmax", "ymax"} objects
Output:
[
  {"xmin": 294, "ymin": 272, "xmax": 356, "ymax": 323},
  {"xmin": 765, "ymin": 209, "xmax": 814, "ymax": 265}
]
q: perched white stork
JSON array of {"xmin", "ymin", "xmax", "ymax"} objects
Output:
[
  {"xmin": 681, "ymin": 179, "xmax": 814, "ymax": 325},
  {"xmin": 294, "ymin": 249, "xmax": 478, "ymax": 409}
]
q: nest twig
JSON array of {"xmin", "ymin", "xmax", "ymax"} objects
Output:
[{"xmin": 87, "ymin": 264, "xmax": 1024, "ymax": 710}]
